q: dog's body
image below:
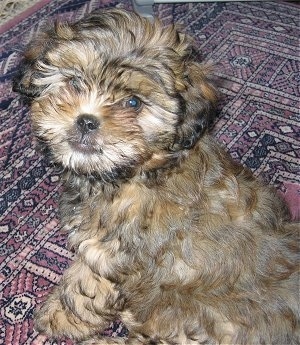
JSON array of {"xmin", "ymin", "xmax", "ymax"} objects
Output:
[{"xmin": 14, "ymin": 9, "xmax": 299, "ymax": 345}]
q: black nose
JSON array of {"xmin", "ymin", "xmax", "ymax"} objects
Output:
[{"xmin": 76, "ymin": 114, "xmax": 100, "ymax": 134}]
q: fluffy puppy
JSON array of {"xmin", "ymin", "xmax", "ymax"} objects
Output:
[{"xmin": 13, "ymin": 8, "xmax": 299, "ymax": 345}]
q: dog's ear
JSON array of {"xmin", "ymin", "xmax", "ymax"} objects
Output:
[
  {"xmin": 13, "ymin": 60, "xmax": 42, "ymax": 99},
  {"xmin": 12, "ymin": 30, "xmax": 54, "ymax": 99},
  {"xmin": 172, "ymin": 59, "xmax": 218, "ymax": 151},
  {"xmin": 13, "ymin": 22, "xmax": 69, "ymax": 99}
]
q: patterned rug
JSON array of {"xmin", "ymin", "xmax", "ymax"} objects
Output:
[
  {"xmin": 0, "ymin": 1, "xmax": 299, "ymax": 344},
  {"xmin": 0, "ymin": 0, "xmax": 42, "ymax": 26}
]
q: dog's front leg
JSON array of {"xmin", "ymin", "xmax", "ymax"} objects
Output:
[{"xmin": 34, "ymin": 259, "xmax": 120, "ymax": 341}]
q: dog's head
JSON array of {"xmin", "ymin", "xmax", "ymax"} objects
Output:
[{"xmin": 13, "ymin": 9, "xmax": 217, "ymax": 182}]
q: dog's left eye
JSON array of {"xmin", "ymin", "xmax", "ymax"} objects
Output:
[{"xmin": 125, "ymin": 97, "xmax": 142, "ymax": 110}]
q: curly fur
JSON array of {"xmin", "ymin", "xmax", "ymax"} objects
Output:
[{"xmin": 13, "ymin": 8, "xmax": 299, "ymax": 345}]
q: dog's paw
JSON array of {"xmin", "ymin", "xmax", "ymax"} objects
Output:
[{"xmin": 34, "ymin": 296, "xmax": 93, "ymax": 340}]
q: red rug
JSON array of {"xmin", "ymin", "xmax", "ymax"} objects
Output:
[{"xmin": 0, "ymin": 1, "xmax": 299, "ymax": 344}]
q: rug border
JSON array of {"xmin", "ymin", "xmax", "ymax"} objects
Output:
[{"xmin": 0, "ymin": 0, "xmax": 53, "ymax": 35}]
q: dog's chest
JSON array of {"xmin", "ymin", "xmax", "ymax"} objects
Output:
[{"xmin": 68, "ymin": 182, "xmax": 191, "ymax": 279}]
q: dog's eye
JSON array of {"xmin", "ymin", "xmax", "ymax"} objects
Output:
[
  {"xmin": 68, "ymin": 76, "xmax": 82, "ymax": 91},
  {"xmin": 125, "ymin": 97, "xmax": 142, "ymax": 111}
]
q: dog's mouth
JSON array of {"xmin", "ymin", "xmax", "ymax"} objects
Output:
[
  {"xmin": 68, "ymin": 134, "xmax": 102, "ymax": 154},
  {"xmin": 68, "ymin": 140, "xmax": 100, "ymax": 154}
]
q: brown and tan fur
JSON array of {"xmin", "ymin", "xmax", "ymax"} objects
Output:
[{"xmin": 13, "ymin": 8, "xmax": 299, "ymax": 345}]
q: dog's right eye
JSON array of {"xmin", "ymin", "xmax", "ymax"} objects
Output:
[{"xmin": 68, "ymin": 76, "xmax": 82, "ymax": 91}]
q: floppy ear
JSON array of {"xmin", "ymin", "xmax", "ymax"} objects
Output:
[
  {"xmin": 172, "ymin": 60, "xmax": 218, "ymax": 151},
  {"xmin": 13, "ymin": 60, "xmax": 42, "ymax": 99},
  {"xmin": 12, "ymin": 30, "xmax": 53, "ymax": 99}
]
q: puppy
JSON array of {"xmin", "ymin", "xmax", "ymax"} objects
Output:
[{"xmin": 13, "ymin": 8, "xmax": 299, "ymax": 345}]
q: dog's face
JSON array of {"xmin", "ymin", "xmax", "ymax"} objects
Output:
[{"xmin": 14, "ymin": 9, "xmax": 217, "ymax": 182}]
